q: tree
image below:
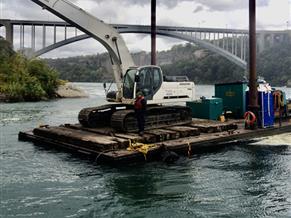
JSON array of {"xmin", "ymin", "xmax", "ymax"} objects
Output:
[{"xmin": 0, "ymin": 39, "xmax": 60, "ymax": 102}]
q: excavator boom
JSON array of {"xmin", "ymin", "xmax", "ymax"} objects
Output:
[{"xmin": 31, "ymin": 0, "xmax": 134, "ymax": 93}]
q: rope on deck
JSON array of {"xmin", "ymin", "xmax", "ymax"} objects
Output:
[{"xmin": 127, "ymin": 139, "xmax": 157, "ymax": 160}]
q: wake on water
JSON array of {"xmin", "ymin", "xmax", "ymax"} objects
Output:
[{"xmin": 250, "ymin": 133, "xmax": 291, "ymax": 146}]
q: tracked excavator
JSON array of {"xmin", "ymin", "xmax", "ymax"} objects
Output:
[{"xmin": 32, "ymin": 0, "xmax": 196, "ymax": 132}]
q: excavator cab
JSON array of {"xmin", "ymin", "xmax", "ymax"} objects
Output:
[
  {"xmin": 123, "ymin": 68, "xmax": 137, "ymax": 99},
  {"xmin": 123, "ymin": 66, "xmax": 163, "ymax": 101}
]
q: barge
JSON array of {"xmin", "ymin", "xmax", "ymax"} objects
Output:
[{"xmin": 18, "ymin": 118, "xmax": 291, "ymax": 164}]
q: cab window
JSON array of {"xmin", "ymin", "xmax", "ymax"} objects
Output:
[
  {"xmin": 136, "ymin": 67, "xmax": 162, "ymax": 99},
  {"xmin": 123, "ymin": 69, "xmax": 136, "ymax": 99}
]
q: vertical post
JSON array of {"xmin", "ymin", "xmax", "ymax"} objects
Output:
[
  {"xmin": 5, "ymin": 23, "xmax": 14, "ymax": 45},
  {"xmin": 222, "ymin": 32, "xmax": 225, "ymax": 49},
  {"xmin": 42, "ymin": 24, "xmax": 46, "ymax": 48},
  {"xmin": 240, "ymin": 33, "xmax": 244, "ymax": 59},
  {"xmin": 31, "ymin": 25, "xmax": 35, "ymax": 51},
  {"xmin": 151, "ymin": 0, "xmax": 156, "ymax": 65},
  {"xmin": 226, "ymin": 33, "xmax": 229, "ymax": 50},
  {"xmin": 64, "ymin": 25, "xmax": 67, "ymax": 40},
  {"xmin": 231, "ymin": 32, "xmax": 234, "ymax": 54},
  {"xmin": 248, "ymin": 0, "xmax": 259, "ymax": 115},
  {"xmin": 213, "ymin": 32, "xmax": 216, "ymax": 44},
  {"xmin": 19, "ymin": 25, "xmax": 22, "ymax": 50},
  {"xmin": 234, "ymin": 34, "xmax": 238, "ymax": 55},
  {"xmin": 22, "ymin": 25, "xmax": 25, "ymax": 49},
  {"xmin": 20, "ymin": 25, "xmax": 23, "ymax": 50},
  {"xmin": 54, "ymin": 25, "xmax": 56, "ymax": 44},
  {"xmin": 244, "ymin": 34, "xmax": 247, "ymax": 61}
]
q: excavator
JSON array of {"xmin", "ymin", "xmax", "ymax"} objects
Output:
[{"xmin": 31, "ymin": 0, "xmax": 196, "ymax": 132}]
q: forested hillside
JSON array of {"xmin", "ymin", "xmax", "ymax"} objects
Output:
[
  {"xmin": 257, "ymin": 42, "xmax": 291, "ymax": 86},
  {"xmin": 45, "ymin": 41, "xmax": 291, "ymax": 86},
  {"xmin": 0, "ymin": 39, "xmax": 59, "ymax": 102}
]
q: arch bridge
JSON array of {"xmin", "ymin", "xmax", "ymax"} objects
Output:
[{"xmin": 1, "ymin": 19, "xmax": 289, "ymax": 69}]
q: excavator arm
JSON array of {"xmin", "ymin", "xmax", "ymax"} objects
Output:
[{"xmin": 31, "ymin": 0, "xmax": 134, "ymax": 96}]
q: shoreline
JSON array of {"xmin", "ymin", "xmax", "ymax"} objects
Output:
[
  {"xmin": 54, "ymin": 83, "xmax": 88, "ymax": 98},
  {"xmin": 0, "ymin": 83, "xmax": 88, "ymax": 103}
]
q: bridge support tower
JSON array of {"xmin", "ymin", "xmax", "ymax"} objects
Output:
[{"xmin": 0, "ymin": 20, "xmax": 14, "ymax": 45}]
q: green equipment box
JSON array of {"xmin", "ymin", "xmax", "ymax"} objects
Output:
[
  {"xmin": 186, "ymin": 98, "xmax": 223, "ymax": 120},
  {"xmin": 215, "ymin": 82, "xmax": 248, "ymax": 118}
]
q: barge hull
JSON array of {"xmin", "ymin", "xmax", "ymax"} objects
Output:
[{"xmin": 18, "ymin": 120, "xmax": 291, "ymax": 164}]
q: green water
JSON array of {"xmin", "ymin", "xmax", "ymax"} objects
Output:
[{"xmin": 1, "ymin": 83, "xmax": 291, "ymax": 217}]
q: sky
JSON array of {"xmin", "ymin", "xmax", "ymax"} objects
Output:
[{"xmin": 0, "ymin": 0, "xmax": 291, "ymax": 58}]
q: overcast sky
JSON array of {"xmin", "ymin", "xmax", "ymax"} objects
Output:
[{"xmin": 0, "ymin": 0, "xmax": 291, "ymax": 58}]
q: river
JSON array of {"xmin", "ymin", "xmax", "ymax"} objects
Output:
[{"xmin": 1, "ymin": 83, "xmax": 291, "ymax": 217}]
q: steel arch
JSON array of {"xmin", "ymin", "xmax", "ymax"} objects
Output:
[{"xmin": 35, "ymin": 27, "xmax": 247, "ymax": 69}]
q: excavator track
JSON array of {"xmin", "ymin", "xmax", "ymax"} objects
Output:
[
  {"xmin": 111, "ymin": 105, "xmax": 192, "ymax": 132},
  {"xmin": 79, "ymin": 104, "xmax": 192, "ymax": 132},
  {"xmin": 78, "ymin": 104, "xmax": 133, "ymax": 128}
]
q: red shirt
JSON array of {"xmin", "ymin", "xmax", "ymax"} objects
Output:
[{"xmin": 134, "ymin": 96, "xmax": 146, "ymax": 110}]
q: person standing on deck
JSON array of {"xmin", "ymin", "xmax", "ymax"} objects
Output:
[{"xmin": 134, "ymin": 91, "xmax": 147, "ymax": 136}]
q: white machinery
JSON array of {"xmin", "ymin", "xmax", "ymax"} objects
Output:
[{"xmin": 31, "ymin": 0, "xmax": 195, "ymax": 132}]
